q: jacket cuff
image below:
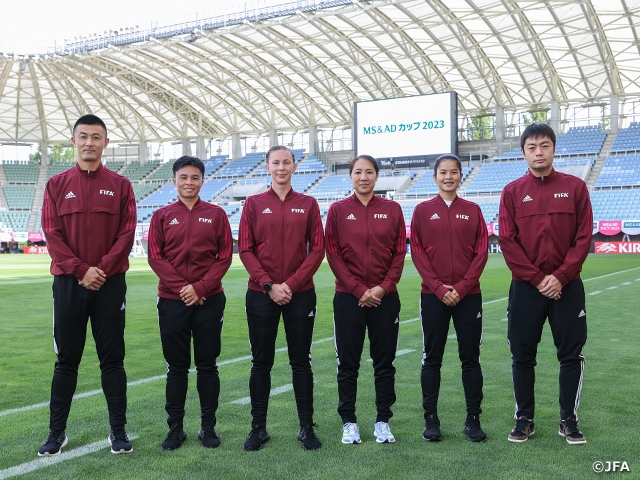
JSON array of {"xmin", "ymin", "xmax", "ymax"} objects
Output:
[
  {"xmin": 256, "ymin": 275, "xmax": 272, "ymax": 290},
  {"xmin": 435, "ymin": 284, "xmax": 450, "ymax": 300},
  {"xmin": 284, "ymin": 276, "xmax": 302, "ymax": 294},
  {"xmin": 530, "ymin": 270, "xmax": 546, "ymax": 288},
  {"xmin": 74, "ymin": 263, "xmax": 90, "ymax": 281},
  {"xmin": 552, "ymin": 271, "xmax": 569, "ymax": 286},
  {"xmin": 352, "ymin": 284, "xmax": 368, "ymax": 300},
  {"xmin": 452, "ymin": 282, "xmax": 469, "ymax": 300},
  {"xmin": 192, "ymin": 282, "xmax": 206, "ymax": 299},
  {"xmin": 379, "ymin": 280, "xmax": 395, "ymax": 295}
]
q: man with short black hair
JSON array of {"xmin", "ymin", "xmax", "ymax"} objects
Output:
[
  {"xmin": 499, "ymin": 123, "xmax": 593, "ymax": 445},
  {"xmin": 40, "ymin": 114, "xmax": 137, "ymax": 456},
  {"xmin": 148, "ymin": 155, "xmax": 232, "ymax": 451}
]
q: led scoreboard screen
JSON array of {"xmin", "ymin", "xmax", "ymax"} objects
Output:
[{"xmin": 354, "ymin": 92, "xmax": 458, "ymax": 162}]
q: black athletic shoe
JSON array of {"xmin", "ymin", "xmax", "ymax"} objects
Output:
[
  {"xmin": 462, "ymin": 415, "xmax": 487, "ymax": 442},
  {"xmin": 37, "ymin": 430, "xmax": 68, "ymax": 456},
  {"xmin": 243, "ymin": 425, "xmax": 270, "ymax": 451},
  {"xmin": 508, "ymin": 416, "xmax": 535, "ymax": 443},
  {"xmin": 162, "ymin": 424, "xmax": 187, "ymax": 451},
  {"xmin": 297, "ymin": 424, "xmax": 321, "ymax": 451},
  {"xmin": 559, "ymin": 416, "xmax": 587, "ymax": 445},
  {"xmin": 198, "ymin": 425, "xmax": 221, "ymax": 449},
  {"xmin": 423, "ymin": 414, "xmax": 442, "ymax": 442},
  {"xmin": 108, "ymin": 426, "xmax": 133, "ymax": 454}
]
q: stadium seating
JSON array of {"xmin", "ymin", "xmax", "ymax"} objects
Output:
[
  {"xmin": 590, "ymin": 190, "xmax": 640, "ymax": 220},
  {"xmin": 205, "ymin": 156, "xmax": 229, "ymax": 177},
  {"xmin": 291, "ymin": 173, "xmax": 323, "ymax": 193},
  {"xmin": 610, "ymin": 122, "xmax": 640, "ymax": 154},
  {"xmin": 137, "ymin": 182, "xmax": 178, "ymax": 207},
  {"xmin": 3, "ymin": 164, "xmax": 40, "ymax": 183},
  {"xmin": 308, "ymin": 174, "xmax": 352, "ymax": 200},
  {"xmin": 214, "ymin": 153, "xmax": 265, "ymax": 178},
  {"xmin": 595, "ymin": 155, "xmax": 640, "ymax": 188},
  {"xmin": 199, "ymin": 179, "xmax": 233, "ymax": 201},
  {"xmin": 295, "ymin": 155, "xmax": 327, "ymax": 173},
  {"xmin": 144, "ymin": 162, "xmax": 174, "ymax": 182},
  {"xmin": 120, "ymin": 161, "xmax": 161, "ymax": 181},
  {"xmin": 0, "ymin": 211, "xmax": 30, "ymax": 230},
  {"xmin": 133, "ymin": 183, "xmax": 162, "ymax": 202},
  {"xmin": 46, "ymin": 163, "xmax": 76, "ymax": 179},
  {"xmin": 2, "ymin": 186, "xmax": 35, "ymax": 209}
]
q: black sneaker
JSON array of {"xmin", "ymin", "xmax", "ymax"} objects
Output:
[
  {"xmin": 37, "ymin": 430, "xmax": 68, "ymax": 456},
  {"xmin": 462, "ymin": 415, "xmax": 487, "ymax": 442},
  {"xmin": 243, "ymin": 425, "xmax": 270, "ymax": 451},
  {"xmin": 198, "ymin": 425, "xmax": 221, "ymax": 449},
  {"xmin": 422, "ymin": 414, "xmax": 442, "ymax": 442},
  {"xmin": 508, "ymin": 416, "xmax": 535, "ymax": 443},
  {"xmin": 559, "ymin": 416, "xmax": 587, "ymax": 445},
  {"xmin": 108, "ymin": 426, "xmax": 133, "ymax": 454},
  {"xmin": 297, "ymin": 424, "xmax": 321, "ymax": 451},
  {"xmin": 162, "ymin": 424, "xmax": 187, "ymax": 451}
]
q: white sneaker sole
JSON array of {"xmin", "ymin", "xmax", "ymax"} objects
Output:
[
  {"xmin": 342, "ymin": 438, "xmax": 362, "ymax": 444},
  {"xmin": 108, "ymin": 436, "xmax": 133, "ymax": 454}
]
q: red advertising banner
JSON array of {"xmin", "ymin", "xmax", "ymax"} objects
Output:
[
  {"xmin": 24, "ymin": 246, "xmax": 49, "ymax": 254},
  {"xmin": 598, "ymin": 220, "xmax": 622, "ymax": 236},
  {"xmin": 486, "ymin": 222, "xmax": 494, "ymax": 236},
  {"xmin": 28, "ymin": 232, "xmax": 44, "ymax": 242},
  {"xmin": 143, "ymin": 229, "xmax": 149, "ymax": 241},
  {"xmin": 594, "ymin": 242, "xmax": 640, "ymax": 254}
]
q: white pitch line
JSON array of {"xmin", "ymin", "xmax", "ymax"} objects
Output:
[
  {"xmin": 622, "ymin": 282, "xmax": 631, "ymax": 285},
  {"xmin": 2, "ymin": 265, "xmax": 635, "ymax": 418},
  {"xmin": 447, "ymin": 334, "xmax": 457, "ymax": 339},
  {"xmin": 0, "ymin": 435, "xmax": 139, "ymax": 480},
  {"xmin": 231, "ymin": 384, "xmax": 294, "ymax": 405},
  {"xmin": 606, "ymin": 286, "xmax": 619, "ymax": 290},
  {"xmin": 588, "ymin": 291, "xmax": 602, "ymax": 296}
]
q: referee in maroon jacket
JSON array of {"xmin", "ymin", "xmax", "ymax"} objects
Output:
[
  {"xmin": 499, "ymin": 123, "xmax": 593, "ymax": 445},
  {"xmin": 39, "ymin": 115, "xmax": 137, "ymax": 456},
  {"xmin": 410, "ymin": 154, "xmax": 488, "ymax": 443},
  {"xmin": 148, "ymin": 156, "xmax": 233, "ymax": 451},
  {"xmin": 238, "ymin": 145, "xmax": 325, "ymax": 451},
  {"xmin": 325, "ymin": 155, "xmax": 406, "ymax": 445}
]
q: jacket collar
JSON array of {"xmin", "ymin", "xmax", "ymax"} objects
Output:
[
  {"xmin": 527, "ymin": 167, "xmax": 557, "ymax": 184},
  {"xmin": 351, "ymin": 193, "xmax": 379, "ymax": 207},
  {"xmin": 75, "ymin": 161, "xmax": 104, "ymax": 178}
]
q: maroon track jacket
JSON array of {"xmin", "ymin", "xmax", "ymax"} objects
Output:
[
  {"xmin": 498, "ymin": 168, "xmax": 593, "ymax": 287},
  {"xmin": 148, "ymin": 198, "xmax": 233, "ymax": 300},
  {"xmin": 42, "ymin": 163, "xmax": 137, "ymax": 280},
  {"xmin": 410, "ymin": 195, "xmax": 488, "ymax": 300},
  {"xmin": 238, "ymin": 188, "xmax": 325, "ymax": 293},
  {"xmin": 325, "ymin": 194, "xmax": 406, "ymax": 299}
]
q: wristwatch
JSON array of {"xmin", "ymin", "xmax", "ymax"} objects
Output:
[{"xmin": 263, "ymin": 282, "xmax": 274, "ymax": 292}]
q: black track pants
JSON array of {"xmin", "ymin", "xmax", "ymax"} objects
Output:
[
  {"xmin": 49, "ymin": 273, "xmax": 127, "ymax": 431},
  {"xmin": 420, "ymin": 293, "xmax": 484, "ymax": 419},
  {"xmin": 507, "ymin": 279, "xmax": 587, "ymax": 421},
  {"xmin": 333, "ymin": 291, "xmax": 400, "ymax": 424},
  {"xmin": 245, "ymin": 288, "xmax": 316, "ymax": 427},
  {"xmin": 158, "ymin": 292, "xmax": 225, "ymax": 428}
]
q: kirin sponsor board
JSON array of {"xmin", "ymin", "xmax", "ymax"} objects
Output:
[{"xmin": 594, "ymin": 242, "xmax": 640, "ymax": 254}]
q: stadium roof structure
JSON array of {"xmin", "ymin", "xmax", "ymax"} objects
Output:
[{"xmin": 1, "ymin": 0, "xmax": 640, "ymax": 143}]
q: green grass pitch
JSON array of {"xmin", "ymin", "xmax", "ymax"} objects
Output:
[{"xmin": 1, "ymin": 254, "xmax": 639, "ymax": 479}]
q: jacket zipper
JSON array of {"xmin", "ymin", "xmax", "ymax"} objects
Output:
[
  {"xmin": 186, "ymin": 206, "xmax": 192, "ymax": 282},
  {"xmin": 281, "ymin": 196, "xmax": 285, "ymax": 283}
]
